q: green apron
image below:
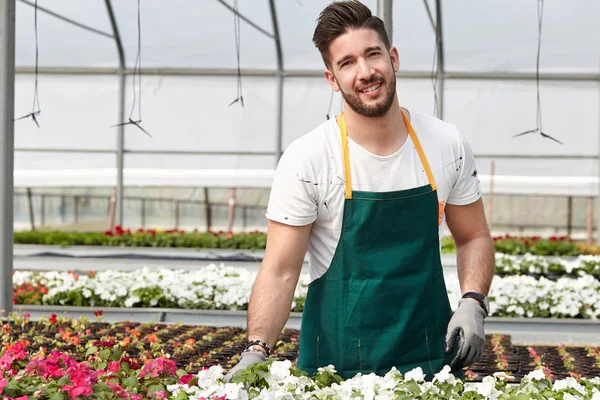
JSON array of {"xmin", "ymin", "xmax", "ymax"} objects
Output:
[{"xmin": 297, "ymin": 110, "xmax": 457, "ymax": 380}]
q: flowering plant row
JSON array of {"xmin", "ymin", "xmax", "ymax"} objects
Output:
[
  {"xmin": 14, "ymin": 228, "xmax": 596, "ymax": 256},
  {"xmin": 169, "ymin": 360, "xmax": 600, "ymax": 400},
  {"xmin": 13, "ymin": 263, "xmax": 600, "ymax": 318},
  {"xmin": 2, "ymin": 337, "xmax": 600, "ymax": 399},
  {"xmin": 495, "ymin": 253, "xmax": 600, "ymax": 279},
  {"xmin": 14, "ymin": 228, "xmax": 267, "ymax": 250},
  {"xmin": 1, "ymin": 312, "xmax": 600, "ymax": 399}
]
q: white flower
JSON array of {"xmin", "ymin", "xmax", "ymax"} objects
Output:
[
  {"xmin": 317, "ymin": 364, "xmax": 337, "ymax": 374},
  {"xmin": 526, "ymin": 368, "xmax": 547, "ymax": 381},
  {"xmin": 404, "ymin": 367, "xmax": 425, "ymax": 382},
  {"xmin": 477, "ymin": 376, "xmax": 500, "ymax": 399},
  {"xmin": 265, "ymin": 360, "xmax": 292, "ymax": 386},
  {"xmin": 433, "ymin": 365, "xmax": 456, "ymax": 385},
  {"xmin": 196, "ymin": 365, "xmax": 225, "ymax": 388}
]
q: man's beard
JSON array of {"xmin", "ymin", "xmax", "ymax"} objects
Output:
[{"xmin": 339, "ymin": 73, "xmax": 396, "ymax": 118}]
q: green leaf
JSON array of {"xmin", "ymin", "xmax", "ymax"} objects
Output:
[
  {"xmin": 175, "ymin": 392, "xmax": 189, "ymax": 400},
  {"xmin": 176, "ymin": 369, "xmax": 187, "ymax": 379},
  {"xmin": 85, "ymin": 345, "xmax": 98, "ymax": 357},
  {"xmin": 97, "ymin": 361, "xmax": 107, "ymax": 370},
  {"xmin": 99, "ymin": 349, "xmax": 111, "ymax": 361},
  {"xmin": 147, "ymin": 384, "xmax": 166, "ymax": 399},
  {"xmin": 112, "ymin": 348, "xmax": 122, "ymax": 361},
  {"xmin": 123, "ymin": 375, "xmax": 138, "ymax": 388},
  {"xmin": 3, "ymin": 382, "xmax": 24, "ymax": 398},
  {"xmin": 49, "ymin": 391, "xmax": 67, "ymax": 400},
  {"xmin": 57, "ymin": 375, "xmax": 71, "ymax": 386}
]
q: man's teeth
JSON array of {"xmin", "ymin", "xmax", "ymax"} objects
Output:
[{"xmin": 362, "ymin": 83, "xmax": 381, "ymax": 93}]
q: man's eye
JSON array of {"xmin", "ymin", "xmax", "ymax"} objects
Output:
[
  {"xmin": 341, "ymin": 61, "xmax": 352, "ymax": 68},
  {"xmin": 369, "ymin": 52, "xmax": 380, "ymax": 57}
]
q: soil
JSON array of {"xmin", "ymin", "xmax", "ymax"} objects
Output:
[{"xmin": 1, "ymin": 319, "xmax": 598, "ymax": 382}]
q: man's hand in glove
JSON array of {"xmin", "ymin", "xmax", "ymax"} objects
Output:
[
  {"xmin": 223, "ymin": 351, "xmax": 266, "ymax": 382},
  {"xmin": 444, "ymin": 298, "xmax": 486, "ymax": 372}
]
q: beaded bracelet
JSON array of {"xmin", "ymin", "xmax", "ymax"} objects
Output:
[{"xmin": 243, "ymin": 339, "xmax": 271, "ymax": 357}]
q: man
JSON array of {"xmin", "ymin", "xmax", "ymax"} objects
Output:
[{"xmin": 225, "ymin": 0, "xmax": 495, "ymax": 381}]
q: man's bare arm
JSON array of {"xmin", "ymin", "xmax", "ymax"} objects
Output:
[
  {"xmin": 247, "ymin": 219, "xmax": 312, "ymax": 349},
  {"xmin": 445, "ymin": 198, "xmax": 495, "ymax": 295}
]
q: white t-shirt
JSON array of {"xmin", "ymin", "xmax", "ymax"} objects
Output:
[{"xmin": 266, "ymin": 111, "xmax": 481, "ymax": 283}]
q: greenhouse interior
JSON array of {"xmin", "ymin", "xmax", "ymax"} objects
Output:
[{"xmin": 1, "ymin": 0, "xmax": 600, "ymax": 397}]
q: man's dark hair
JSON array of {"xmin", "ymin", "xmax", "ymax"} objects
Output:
[{"xmin": 312, "ymin": 1, "xmax": 390, "ymax": 69}]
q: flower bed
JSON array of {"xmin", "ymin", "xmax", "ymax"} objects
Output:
[
  {"xmin": 1, "ymin": 316, "xmax": 600, "ymax": 399},
  {"xmin": 14, "ymin": 228, "xmax": 600, "ymax": 256},
  {"xmin": 13, "ymin": 228, "xmax": 267, "ymax": 251},
  {"xmin": 13, "ymin": 264, "xmax": 600, "ymax": 319},
  {"xmin": 495, "ymin": 253, "xmax": 600, "ymax": 280}
]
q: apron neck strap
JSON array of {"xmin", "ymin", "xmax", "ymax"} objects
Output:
[{"xmin": 339, "ymin": 110, "xmax": 437, "ymax": 200}]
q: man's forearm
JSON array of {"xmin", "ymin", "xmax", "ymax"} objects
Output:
[
  {"xmin": 455, "ymin": 233, "xmax": 495, "ymax": 295},
  {"xmin": 246, "ymin": 267, "xmax": 299, "ymax": 349}
]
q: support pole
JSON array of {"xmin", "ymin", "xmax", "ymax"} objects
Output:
[
  {"xmin": 434, "ymin": 0, "xmax": 445, "ymax": 119},
  {"xmin": 104, "ymin": 0, "xmax": 126, "ymax": 226},
  {"xmin": 268, "ymin": 0, "xmax": 284, "ymax": 165},
  {"xmin": 0, "ymin": 0, "xmax": 15, "ymax": 316},
  {"xmin": 376, "ymin": 0, "xmax": 393, "ymax": 43}
]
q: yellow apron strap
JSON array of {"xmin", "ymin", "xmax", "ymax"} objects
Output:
[
  {"xmin": 401, "ymin": 110, "xmax": 437, "ymax": 191},
  {"xmin": 339, "ymin": 111, "xmax": 353, "ymax": 199},
  {"xmin": 339, "ymin": 109, "xmax": 437, "ymax": 199}
]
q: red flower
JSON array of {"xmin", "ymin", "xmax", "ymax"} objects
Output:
[
  {"xmin": 138, "ymin": 357, "xmax": 177, "ymax": 378},
  {"xmin": 21, "ymin": 312, "xmax": 30, "ymax": 319},
  {"xmin": 179, "ymin": 374, "xmax": 194, "ymax": 385},
  {"xmin": 62, "ymin": 384, "xmax": 93, "ymax": 399},
  {"xmin": 103, "ymin": 230, "xmax": 113, "ymax": 236},
  {"xmin": 93, "ymin": 310, "xmax": 103, "ymax": 317},
  {"xmin": 115, "ymin": 225, "xmax": 124, "ymax": 235},
  {"xmin": 108, "ymin": 361, "xmax": 120, "ymax": 373},
  {"xmin": 49, "ymin": 313, "xmax": 58, "ymax": 325}
]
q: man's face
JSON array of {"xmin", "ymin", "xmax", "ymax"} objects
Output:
[{"xmin": 325, "ymin": 28, "xmax": 399, "ymax": 118}]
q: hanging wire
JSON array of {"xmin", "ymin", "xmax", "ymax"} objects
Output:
[
  {"xmin": 15, "ymin": 0, "xmax": 41, "ymax": 128},
  {"xmin": 229, "ymin": 0, "xmax": 244, "ymax": 107},
  {"xmin": 513, "ymin": 0, "xmax": 562, "ymax": 144},
  {"xmin": 326, "ymin": 89, "xmax": 335, "ymax": 120},
  {"xmin": 112, "ymin": 0, "xmax": 152, "ymax": 137},
  {"xmin": 430, "ymin": 27, "xmax": 439, "ymax": 118}
]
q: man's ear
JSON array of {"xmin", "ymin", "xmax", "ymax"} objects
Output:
[
  {"xmin": 324, "ymin": 69, "xmax": 340, "ymax": 92},
  {"xmin": 389, "ymin": 46, "xmax": 400, "ymax": 73}
]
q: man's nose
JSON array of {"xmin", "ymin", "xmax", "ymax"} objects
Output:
[{"xmin": 356, "ymin": 58, "xmax": 374, "ymax": 80}]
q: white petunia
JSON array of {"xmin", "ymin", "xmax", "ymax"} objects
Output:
[{"xmin": 404, "ymin": 367, "xmax": 425, "ymax": 382}]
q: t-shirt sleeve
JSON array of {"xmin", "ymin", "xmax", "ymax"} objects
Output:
[
  {"xmin": 265, "ymin": 141, "xmax": 318, "ymax": 226},
  {"xmin": 446, "ymin": 128, "xmax": 482, "ymax": 206}
]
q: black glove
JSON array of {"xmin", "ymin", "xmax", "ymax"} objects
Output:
[
  {"xmin": 444, "ymin": 298, "xmax": 486, "ymax": 372},
  {"xmin": 223, "ymin": 351, "xmax": 266, "ymax": 382}
]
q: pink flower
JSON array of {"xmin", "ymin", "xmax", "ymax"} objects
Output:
[
  {"xmin": 131, "ymin": 395, "xmax": 143, "ymax": 400},
  {"xmin": 154, "ymin": 391, "xmax": 167, "ymax": 400},
  {"xmin": 25, "ymin": 358, "xmax": 47, "ymax": 377},
  {"xmin": 0, "ymin": 354, "xmax": 14, "ymax": 371},
  {"xmin": 67, "ymin": 366, "xmax": 98, "ymax": 387},
  {"xmin": 7, "ymin": 343, "xmax": 27, "ymax": 360},
  {"xmin": 0, "ymin": 378, "xmax": 7, "ymax": 391},
  {"xmin": 62, "ymin": 384, "xmax": 93, "ymax": 399},
  {"xmin": 45, "ymin": 359, "xmax": 66, "ymax": 378},
  {"xmin": 106, "ymin": 381, "xmax": 131, "ymax": 399},
  {"xmin": 138, "ymin": 357, "xmax": 176, "ymax": 379},
  {"xmin": 108, "ymin": 361, "xmax": 120, "ymax": 373},
  {"xmin": 179, "ymin": 374, "xmax": 194, "ymax": 385}
]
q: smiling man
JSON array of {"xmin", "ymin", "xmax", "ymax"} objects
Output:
[{"xmin": 225, "ymin": 0, "xmax": 495, "ymax": 381}]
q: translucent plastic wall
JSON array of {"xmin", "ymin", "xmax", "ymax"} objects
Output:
[{"xmin": 13, "ymin": 0, "xmax": 600, "ymax": 178}]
